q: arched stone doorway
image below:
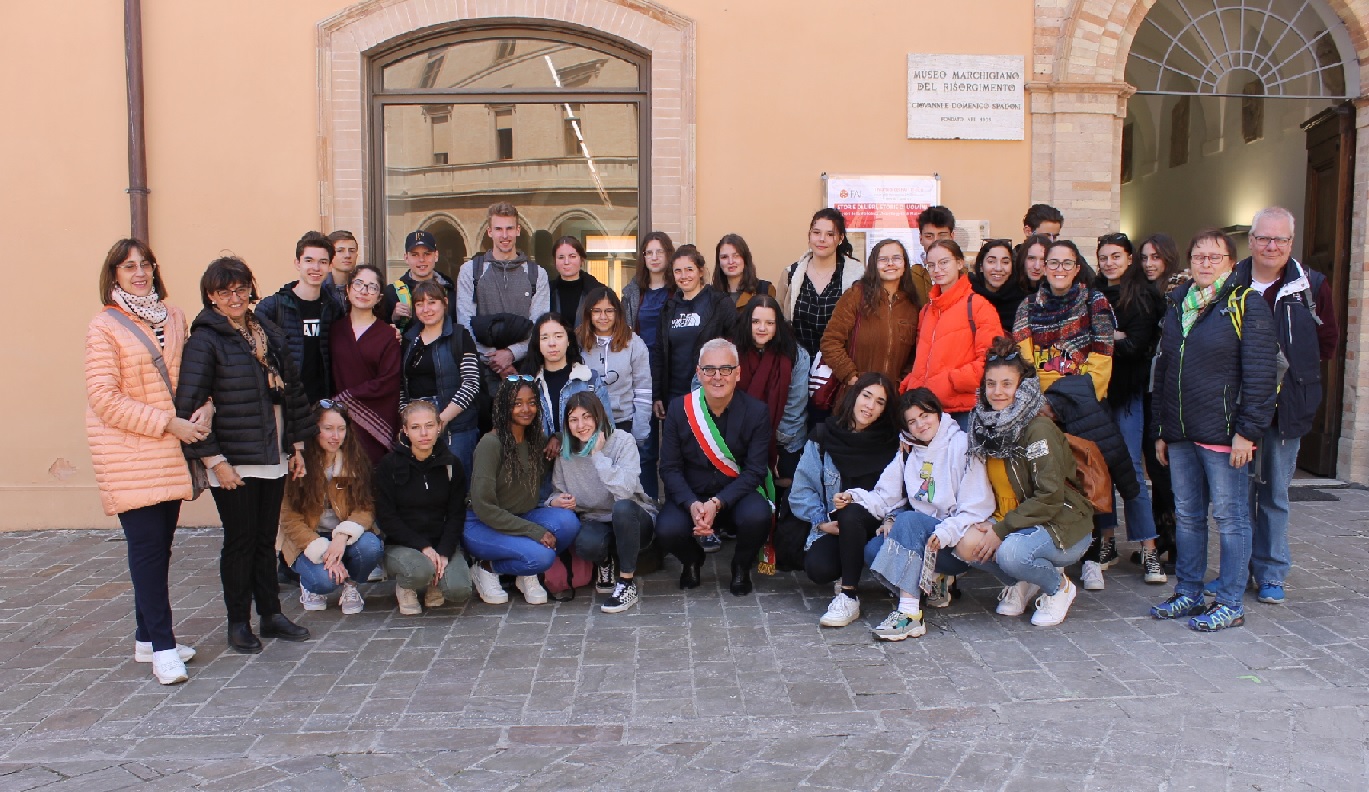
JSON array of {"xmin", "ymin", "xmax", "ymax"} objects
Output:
[
  {"xmin": 1030, "ymin": 0, "xmax": 1369, "ymax": 483},
  {"xmin": 421, "ymin": 215, "xmax": 468, "ymax": 284}
]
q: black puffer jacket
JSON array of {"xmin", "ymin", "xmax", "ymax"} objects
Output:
[
  {"xmin": 1151, "ymin": 277, "xmax": 1278, "ymax": 446},
  {"xmin": 256, "ymin": 282, "xmax": 342, "ymax": 397},
  {"xmin": 1044, "ymin": 374, "xmax": 1140, "ymax": 500},
  {"xmin": 1095, "ymin": 280, "xmax": 1165, "ymax": 406},
  {"xmin": 175, "ymin": 309, "xmax": 316, "ymax": 465},
  {"xmin": 374, "ymin": 441, "xmax": 467, "ymax": 558}
]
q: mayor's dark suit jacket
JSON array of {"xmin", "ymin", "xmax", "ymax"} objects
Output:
[{"xmin": 659, "ymin": 389, "xmax": 771, "ymax": 511}]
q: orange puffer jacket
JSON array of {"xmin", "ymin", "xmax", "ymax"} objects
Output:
[
  {"xmin": 900, "ymin": 275, "xmax": 1004, "ymax": 412},
  {"xmin": 85, "ymin": 305, "xmax": 193, "ymax": 516}
]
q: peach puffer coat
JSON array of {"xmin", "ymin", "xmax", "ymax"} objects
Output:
[{"xmin": 85, "ymin": 304, "xmax": 194, "ymax": 515}]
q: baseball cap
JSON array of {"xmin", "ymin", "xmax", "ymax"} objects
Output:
[{"xmin": 405, "ymin": 230, "xmax": 437, "ymax": 252}]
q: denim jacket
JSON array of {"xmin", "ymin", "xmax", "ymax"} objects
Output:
[
  {"xmin": 535, "ymin": 362, "xmax": 613, "ymax": 437},
  {"xmin": 789, "ymin": 439, "xmax": 855, "ymax": 550}
]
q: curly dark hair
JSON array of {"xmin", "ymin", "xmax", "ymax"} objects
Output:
[{"xmin": 491, "ymin": 378, "xmax": 546, "ymax": 489}]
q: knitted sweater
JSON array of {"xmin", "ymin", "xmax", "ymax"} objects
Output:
[{"xmin": 549, "ymin": 429, "xmax": 657, "ymax": 522}]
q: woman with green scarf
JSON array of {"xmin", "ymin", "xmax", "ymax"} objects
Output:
[
  {"xmin": 1149, "ymin": 229, "xmax": 1277, "ymax": 632},
  {"xmin": 548, "ymin": 391, "xmax": 657, "ymax": 613}
]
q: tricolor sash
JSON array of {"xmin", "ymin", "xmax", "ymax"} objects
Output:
[{"xmin": 684, "ymin": 389, "xmax": 777, "ymax": 578}]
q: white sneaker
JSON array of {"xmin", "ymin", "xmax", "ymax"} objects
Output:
[
  {"xmin": 339, "ymin": 582, "xmax": 364, "ymax": 615},
  {"xmin": 471, "ymin": 565, "xmax": 509, "ymax": 604},
  {"xmin": 819, "ymin": 592, "xmax": 861, "ymax": 627},
  {"xmin": 996, "ymin": 581, "xmax": 1041, "ymax": 616},
  {"xmin": 1081, "ymin": 561, "xmax": 1105, "ymax": 591},
  {"xmin": 395, "ymin": 586, "xmax": 422, "ymax": 615},
  {"xmin": 134, "ymin": 642, "xmax": 195, "ymax": 664},
  {"xmin": 1031, "ymin": 577, "xmax": 1078, "ymax": 627},
  {"xmin": 300, "ymin": 586, "xmax": 328, "ymax": 611},
  {"xmin": 367, "ymin": 565, "xmax": 385, "ymax": 582},
  {"xmin": 516, "ymin": 575, "xmax": 549, "ymax": 605},
  {"xmin": 423, "ymin": 587, "xmax": 445, "ymax": 609},
  {"xmin": 150, "ymin": 649, "xmax": 188, "ymax": 685}
]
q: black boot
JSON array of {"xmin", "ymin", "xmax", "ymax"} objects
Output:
[
  {"xmin": 227, "ymin": 621, "xmax": 262, "ymax": 654},
  {"xmin": 679, "ymin": 561, "xmax": 702, "ymax": 590},
  {"xmin": 730, "ymin": 563, "xmax": 753, "ymax": 596},
  {"xmin": 259, "ymin": 613, "xmax": 310, "ymax": 642}
]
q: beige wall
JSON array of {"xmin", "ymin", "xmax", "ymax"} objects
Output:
[{"xmin": 0, "ymin": 0, "xmax": 1031, "ymax": 529}]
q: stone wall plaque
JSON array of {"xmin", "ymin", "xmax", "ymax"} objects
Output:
[{"xmin": 907, "ymin": 54, "xmax": 1025, "ymax": 140}]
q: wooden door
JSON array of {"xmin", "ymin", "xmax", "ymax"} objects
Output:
[{"xmin": 1297, "ymin": 104, "xmax": 1353, "ymax": 476}]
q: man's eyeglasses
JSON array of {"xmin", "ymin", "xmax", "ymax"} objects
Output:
[
  {"xmin": 1251, "ymin": 235, "xmax": 1292, "ymax": 249},
  {"xmin": 699, "ymin": 365, "xmax": 738, "ymax": 378}
]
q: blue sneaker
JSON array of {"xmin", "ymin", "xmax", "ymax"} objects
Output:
[
  {"xmin": 1202, "ymin": 579, "xmax": 1218, "ymax": 597},
  {"xmin": 1257, "ymin": 582, "xmax": 1285, "ymax": 604},
  {"xmin": 698, "ymin": 533, "xmax": 722, "ymax": 554},
  {"xmin": 1188, "ymin": 602, "xmax": 1245, "ymax": 632},
  {"xmin": 1150, "ymin": 592, "xmax": 1206, "ymax": 620}
]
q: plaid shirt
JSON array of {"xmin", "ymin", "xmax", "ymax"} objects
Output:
[{"xmin": 792, "ymin": 262, "xmax": 848, "ymax": 357}]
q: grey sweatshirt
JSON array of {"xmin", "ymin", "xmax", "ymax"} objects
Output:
[{"xmin": 549, "ymin": 429, "xmax": 657, "ymax": 522}]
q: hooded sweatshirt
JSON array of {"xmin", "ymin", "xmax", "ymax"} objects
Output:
[
  {"xmin": 849, "ymin": 414, "xmax": 994, "ymax": 548},
  {"xmin": 549, "ymin": 428, "xmax": 657, "ymax": 522}
]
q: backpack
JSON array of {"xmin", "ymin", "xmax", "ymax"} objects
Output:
[
  {"xmin": 469, "ymin": 254, "xmax": 539, "ymax": 309},
  {"xmin": 1221, "ymin": 285, "xmax": 1290, "ymax": 392}
]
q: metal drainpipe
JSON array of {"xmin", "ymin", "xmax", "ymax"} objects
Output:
[{"xmin": 124, "ymin": 0, "xmax": 149, "ymax": 242}]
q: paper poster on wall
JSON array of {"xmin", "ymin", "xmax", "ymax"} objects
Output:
[{"xmin": 824, "ymin": 174, "xmax": 940, "ymax": 265}]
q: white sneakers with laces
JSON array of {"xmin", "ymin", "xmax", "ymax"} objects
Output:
[
  {"xmin": 1081, "ymin": 560, "xmax": 1105, "ymax": 591},
  {"xmin": 471, "ymin": 564, "xmax": 509, "ymax": 604},
  {"xmin": 339, "ymin": 582, "xmax": 365, "ymax": 615},
  {"xmin": 1031, "ymin": 576, "xmax": 1078, "ymax": 627},
  {"xmin": 134, "ymin": 641, "xmax": 195, "ymax": 664},
  {"xmin": 516, "ymin": 575, "xmax": 549, "ymax": 605},
  {"xmin": 819, "ymin": 592, "xmax": 861, "ymax": 627},
  {"xmin": 151, "ymin": 648, "xmax": 188, "ymax": 685},
  {"xmin": 300, "ymin": 586, "xmax": 328, "ymax": 611},
  {"xmin": 996, "ymin": 580, "xmax": 1042, "ymax": 617}
]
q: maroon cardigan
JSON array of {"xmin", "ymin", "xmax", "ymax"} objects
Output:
[{"xmin": 330, "ymin": 316, "xmax": 402, "ymax": 464}]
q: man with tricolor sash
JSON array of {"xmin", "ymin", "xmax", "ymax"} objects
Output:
[{"xmin": 658, "ymin": 339, "xmax": 774, "ymax": 596}]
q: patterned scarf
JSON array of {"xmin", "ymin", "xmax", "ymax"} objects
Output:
[
  {"xmin": 968, "ymin": 376, "xmax": 1045, "ymax": 460},
  {"xmin": 1015, "ymin": 284, "xmax": 1113, "ymax": 375},
  {"xmin": 1180, "ymin": 272, "xmax": 1229, "ymax": 337},
  {"xmin": 230, "ymin": 313, "xmax": 285, "ymax": 396},
  {"xmin": 111, "ymin": 285, "xmax": 168, "ymax": 326}
]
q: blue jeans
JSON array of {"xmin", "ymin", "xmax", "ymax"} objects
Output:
[
  {"xmin": 966, "ymin": 526, "xmax": 1090, "ymax": 595},
  {"xmin": 445, "ymin": 427, "xmax": 480, "ymax": 488},
  {"xmin": 462, "ymin": 507, "xmax": 580, "ymax": 575},
  {"xmin": 637, "ymin": 417, "xmax": 660, "ymax": 499},
  {"xmin": 1250, "ymin": 429, "xmax": 1298, "ymax": 587},
  {"xmin": 1109, "ymin": 394, "xmax": 1159, "ymax": 543},
  {"xmin": 868, "ymin": 511, "xmax": 972, "ymax": 595},
  {"xmin": 292, "ymin": 532, "xmax": 385, "ymax": 595},
  {"xmin": 575, "ymin": 500, "xmax": 655, "ymax": 575},
  {"xmin": 1169, "ymin": 441, "xmax": 1252, "ymax": 608}
]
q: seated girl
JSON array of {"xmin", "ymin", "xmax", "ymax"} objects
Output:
[
  {"xmin": 464, "ymin": 377, "xmax": 581, "ymax": 605},
  {"xmin": 844, "ymin": 388, "xmax": 994, "ymax": 641},
  {"xmin": 375, "ymin": 400, "xmax": 472, "ymax": 615},
  {"xmin": 549, "ymin": 392, "xmax": 657, "ymax": 613},
  {"xmin": 789, "ymin": 372, "xmax": 901, "ymax": 629},
  {"xmin": 956, "ymin": 336, "xmax": 1095, "ymax": 627},
  {"xmin": 280, "ymin": 403, "xmax": 384, "ymax": 615}
]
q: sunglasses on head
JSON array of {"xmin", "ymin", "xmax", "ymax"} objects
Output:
[{"xmin": 506, "ymin": 374, "xmax": 535, "ymax": 383}]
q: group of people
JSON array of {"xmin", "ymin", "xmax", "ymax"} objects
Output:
[{"xmin": 85, "ymin": 199, "xmax": 1336, "ymax": 685}]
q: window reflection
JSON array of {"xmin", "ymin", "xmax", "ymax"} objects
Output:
[{"xmin": 382, "ymin": 38, "xmax": 641, "ymax": 92}]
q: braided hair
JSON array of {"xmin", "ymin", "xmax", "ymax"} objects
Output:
[{"xmin": 491, "ymin": 378, "xmax": 546, "ymax": 489}]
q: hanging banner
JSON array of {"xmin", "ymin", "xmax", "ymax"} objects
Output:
[
  {"xmin": 907, "ymin": 54, "xmax": 1025, "ymax": 140},
  {"xmin": 824, "ymin": 174, "xmax": 940, "ymax": 264}
]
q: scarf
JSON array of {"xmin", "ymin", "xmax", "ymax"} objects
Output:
[
  {"xmin": 1016, "ymin": 284, "xmax": 1113, "ymax": 375},
  {"xmin": 1180, "ymin": 272, "xmax": 1229, "ymax": 337},
  {"xmin": 968, "ymin": 376, "xmax": 1045, "ymax": 459},
  {"xmin": 740, "ymin": 346, "xmax": 794, "ymax": 468},
  {"xmin": 112, "ymin": 285, "xmax": 168, "ymax": 327},
  {"xmin": 813, "ymin": 417, "xmax": 900, "ymax": 491},
  {"xmin": 231, "ymin": 313, "xmax": 285, "ymax": 396},
  {"xmin": 561, "ymin": 430, "xmax": 600, "ymax": 459}
]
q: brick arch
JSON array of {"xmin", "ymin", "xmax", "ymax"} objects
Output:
[{"xmin": 315, "ymin": 0, "xmax": 696, "ymax": 249}]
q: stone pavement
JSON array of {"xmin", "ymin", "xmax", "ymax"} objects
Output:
[{"xmin": 0, "ymin": 489, "xmax": 1367, "ymax": 791}]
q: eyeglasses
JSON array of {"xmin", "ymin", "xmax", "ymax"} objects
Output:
[
  {"xmin": 987, "ymin": 350, "xmax": 1021, "ymax": 362},
  {"xmin": 590, "ymin": 308, "xmax": 616, "ymax": 317},
  {"xmin": 1251, "ymin": 235, "xmax": 1292, "ymax": 249},
  {"xmin": 117, "ymin": 261, "xmax": 157, "ymax": 274},
  {"xmin": 1044, "ymin": 259, "xmax": 1078, "ymax": 270},
  {"xmin": 212, "ymin": 286, "xmax": 252, "ymax": 300},
  {"xmin": 699, "ymin": 365, "xmax": 739, "ymax": 378},
  {"xmin": 875, "ymin": 255, "xmax": 906, "ymax": 266},
  {"xmin": 350, "ymin": 281, "xmax": 381, "ymax": 295},
  {"xmin": 1191, "ymin": 253, "xmax": 1229, "ymax": 265},
  {"xmin": 506, "ymin": 374, "xmax": 535, "ymax": 383},
  {"xmin": 317, "ymin": 398, "xmax": 347, "ymax": 415}
]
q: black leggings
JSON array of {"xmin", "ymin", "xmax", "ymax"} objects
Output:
[
  {"xmin": 803, "ymin": 503, "xmax": 881, "ymax": 589},
  {"xmin": 211, "ymin": 477, "xmax": 287, "ymax": 623}
]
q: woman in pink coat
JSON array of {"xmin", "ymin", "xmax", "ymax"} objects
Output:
[{"xmin": 85, "ymin": 239, "xmax": 211, "ymax": 685}]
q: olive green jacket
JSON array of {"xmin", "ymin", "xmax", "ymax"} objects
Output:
[{"xmin": 992, "ymin": 415, "xmax": 1094, "ymax": 549}]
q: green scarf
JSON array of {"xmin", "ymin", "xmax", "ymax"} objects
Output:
[{"xmin": 1180, "ymin": 272, "xmax": 1229, "ymax": 337}]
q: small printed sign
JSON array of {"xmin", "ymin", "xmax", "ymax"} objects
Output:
[{"xmin": 908, "ymin": 54, "xmax": 1025, "ymax": 140}]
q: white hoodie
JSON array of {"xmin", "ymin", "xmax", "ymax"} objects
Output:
[{"xmin": 848, "ymin": 413, "xmax": 994, "ymax": 548}]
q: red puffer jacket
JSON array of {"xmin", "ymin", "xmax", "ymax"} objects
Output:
[{"xmin": 900, "ymin": 275, "xmax": 1003, "ymax": 412}]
